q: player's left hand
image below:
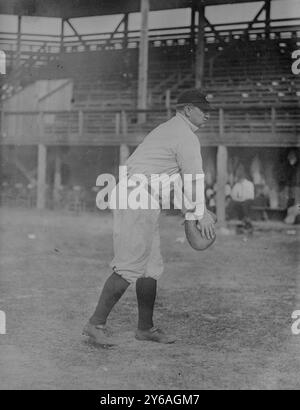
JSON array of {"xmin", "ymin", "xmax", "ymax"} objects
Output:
[{"xmin": 196, "ymin": 209, "xmax": 216, "ymax": 241}]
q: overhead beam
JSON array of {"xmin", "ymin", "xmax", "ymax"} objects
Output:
[{"xmin": 0, "ymin": 0, "xmax": 274, "ymax": 18}]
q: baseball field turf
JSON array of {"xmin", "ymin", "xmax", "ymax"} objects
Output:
[{"xmin": 0, "ymin": 207, "xmax": 299, "ymax": 390}]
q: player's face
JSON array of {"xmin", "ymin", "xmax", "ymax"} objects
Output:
[{"xmin": 185, "ymin": 105, "xmax": 210, "ymax": 128}]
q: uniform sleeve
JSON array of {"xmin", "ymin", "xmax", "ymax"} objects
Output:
[{"xmin": 176, "ymin": 133, "xmax": 204, "ymax": 178}]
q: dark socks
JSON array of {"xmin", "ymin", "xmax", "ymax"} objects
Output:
[
  {"xmin": 136, "ymin": 277, "xmax": 157, "ymax": 331},
  {"xmin": 89, "ymin": 272, "xmax": 130, "ymax": 326}
]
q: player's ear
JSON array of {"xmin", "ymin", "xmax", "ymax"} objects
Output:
[{"xmin": 183, "ymin": 105, "xmax": 192, "ymax": 118}]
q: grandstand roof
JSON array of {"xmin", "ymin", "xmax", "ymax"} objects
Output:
[{"xmin": 0, "ymin": 0, "xmax": 273, "ymax": 18}]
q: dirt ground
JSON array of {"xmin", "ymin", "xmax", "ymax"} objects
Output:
[{"xmin": 0, "ymin": 207, "xmax": 299, "ymax": 390}]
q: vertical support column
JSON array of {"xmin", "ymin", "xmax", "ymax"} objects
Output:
[
  {"xmin": 60, "ymin": 18, "xmax": 65, "ymax": 53},
  {"xmin": 120, "ymin": 111, "xmax": 130, "ymax": 166},
  {"xmin": 191, "ymin": 5, "xmax": 196, "ymax": 53},
  {"xmin": 0, "ymin": 110, "xmax": 5, "ymax": 136},
  {"xmin": 216, "ymin": 108, "xmax": 228, "ymax": 227},
  {"xmin": 195, "ymin": 6, "xmax": 205, "ymax": 89},
  {"xmin": 78, "ymin": 110, "xmax": 84, "ymax": 138},
  {"xmin": 120, "ymin": 144, "xmax": 130, "ymax": 166},
  {"xmin": 37, "ymin": 144, "xmax": 47, "ymax": 209},
  {"xmin": 53, "ymin": 148, "xmax": 62, "ymax": 207},
  {"xmin": 265, "ymin": 0, "xmax": 271, "ymax": 39},
  {"xmin": 137, "ymin": 0, "xmax": 149, "ymax": 123},
  {"xmin": 16, "ymin": 16, "xmax": 22, "ymax": 71},
  {"xmin": 271, "ymin": 106, "xmax": 276, "ymax": 137},
  {"xmin": 165, "ymin": 89, "xmax": 171, "ymax": 118},
  {"xmin": 123, "ymin": 13, "xmax": 129, "ymax": 49}
]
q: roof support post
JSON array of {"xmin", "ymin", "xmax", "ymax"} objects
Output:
[
  {"xmin": 195, "ymin": 5, "xmax": 205, "ymax": 89},
  {"xmin": 265, "ymin": 0, "xmax": 271, "ymax": 39},
  {"xmin": 60, "ymin": 18, "xmax": 65, "ymax": 53},
  {"xmin": 137, "ymin": 0, "xmax": 149, "ymax": 123},
  {"xmin": 16, "ymin": 15, "xmax": 22, "ymax": 70}
]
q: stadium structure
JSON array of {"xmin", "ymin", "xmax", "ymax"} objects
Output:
[{"xmin": 0, "ymin": 0, "xmax": 299, "ymax": 224}]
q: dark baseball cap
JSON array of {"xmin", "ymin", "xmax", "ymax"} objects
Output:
[{"xmin": 177, "ymin": 89, "xmax": 210, "ymax": 112}]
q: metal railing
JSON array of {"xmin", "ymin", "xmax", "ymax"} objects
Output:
[{"xmin": 1, "ymin": 105, "xmax": 299, "ymax": 147}]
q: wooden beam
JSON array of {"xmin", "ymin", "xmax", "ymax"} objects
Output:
[
  {"xmin": 60, "ymin": 18, "xmax": 65, "ymax": 53},
  {"xmin": 265, "ymin": 0, "xmax": 271, "ymax": 38},
  {"xmin": 216, "ymin": 108, "xmax": 227, "ymax": 226},
  {"xmin": 37, "ymin": 144, "xmax": 47, "ymax": 209},
  {"xmin": 191, "ymin": 5, "xmax": 196, "ymax": 52},
  {"xmin": 271, "ymin": 106, "xmax": 276, "ymax": 136},
  {"xmin": 14, "ymin": 157, "xmax": 37, "ymax": 185},
  {"xmin": 165, "ymin": 89, "xmax": 171, "ymax": 118},
  {"xmin": 120, "ymin": 144, "xmax": 130, "ymax": 166},
  {"xmin": 119, "ymin": 110, "xmax": 130, "ymax": 164},
  {"xmin": 16, "ymin": 15, "xmax": 22, "ymax": 70},
  {"xmin": 65, "ymin": 19, "xmax": 87, "ymax": 49},
  {"xmin": 195, "ymin": 6, "xmax": 205, "ymax": 89},
  {"xmin": 123, "ymin": 13, "xmax": 129, "ymax": 49},
  {"xmin": 53, "ymin": 148, "xmax": 62, "ymax": 206},
  {"xmin": 104, "ymin": 14, "xmax": 126, "ymax": 48},
  {"xmin": 204, "ymin": 16, "xmax": 226, "ymax": 47},
  {"xmin": 244, "ymin": 2, "xmax": 267, "ymax": 37},
  {"xmin": 137, "ymin": 0, "xmax": 149, "ymax": 123},
  {"xmin": 0, "ymin": 0, "xmax": 268, "ymax": 19}
]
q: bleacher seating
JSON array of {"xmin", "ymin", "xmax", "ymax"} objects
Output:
[
  {"xmin": 43, "ymin": 39, "xmax": 298, "ymax": 111},
  {"xmin": 1, "ymin": 24, "xmax": 299, "ymax": 147}
]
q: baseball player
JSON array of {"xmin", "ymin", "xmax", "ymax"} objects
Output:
[{"xmin": 83, "ymin": 90, "xmax": 216, "ymax": 345}]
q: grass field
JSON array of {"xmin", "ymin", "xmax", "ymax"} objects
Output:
[{"xmin": 0, "ymin": 207, "xmax": 299, "ymax": 390}]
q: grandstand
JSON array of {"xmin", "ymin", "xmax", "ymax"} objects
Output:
[{"xmin": 0, "ymin": 0, "xmax": 299, "ymax": 223}]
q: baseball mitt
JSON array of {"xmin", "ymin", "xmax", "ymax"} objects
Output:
[{"xmin": 184, "ymin": 210, "xmax": 217, "ymax": 251}]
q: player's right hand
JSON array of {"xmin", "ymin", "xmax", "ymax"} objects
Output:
[{"xmin": 197, "ymin": 209, "xmax": 216, "ymax": 241}]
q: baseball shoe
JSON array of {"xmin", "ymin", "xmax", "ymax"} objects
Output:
[
  {"xmin": 135, "ymin": 327, "xmax": 176, "ymax": 344},
  {"xmin": 82, "ymin": 322, "xmax": 115, "ymax": 346}
]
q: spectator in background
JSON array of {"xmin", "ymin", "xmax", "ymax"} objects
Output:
[
  {"xmin": 230, "ymin": 165, "xmax": 255, "ymax": 230},
  {"xmin": 206, "ymin": 185, "xmax": 216, "ymax": 214}
]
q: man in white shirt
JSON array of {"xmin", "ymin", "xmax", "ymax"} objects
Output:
[
  {"xmin": 230, "ymin": 165, "xmax": 255, "ymax": 230},
  {"xmin": 83, "ymin": 90, "xmax": 215, "ymax": 345}
]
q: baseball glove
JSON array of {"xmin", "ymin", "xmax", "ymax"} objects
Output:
[{"xmin": 184, "ymin": 210, "xmax": 217, "ymax": 251}]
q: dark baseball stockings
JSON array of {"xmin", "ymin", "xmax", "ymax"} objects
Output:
[
  {"xmin": 136, "ymin": 277, "xmax": 157, "ymax": 330},
  {"xmin": 89, "ymin": 272, "xmax": 130, "ymax": 326}
]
